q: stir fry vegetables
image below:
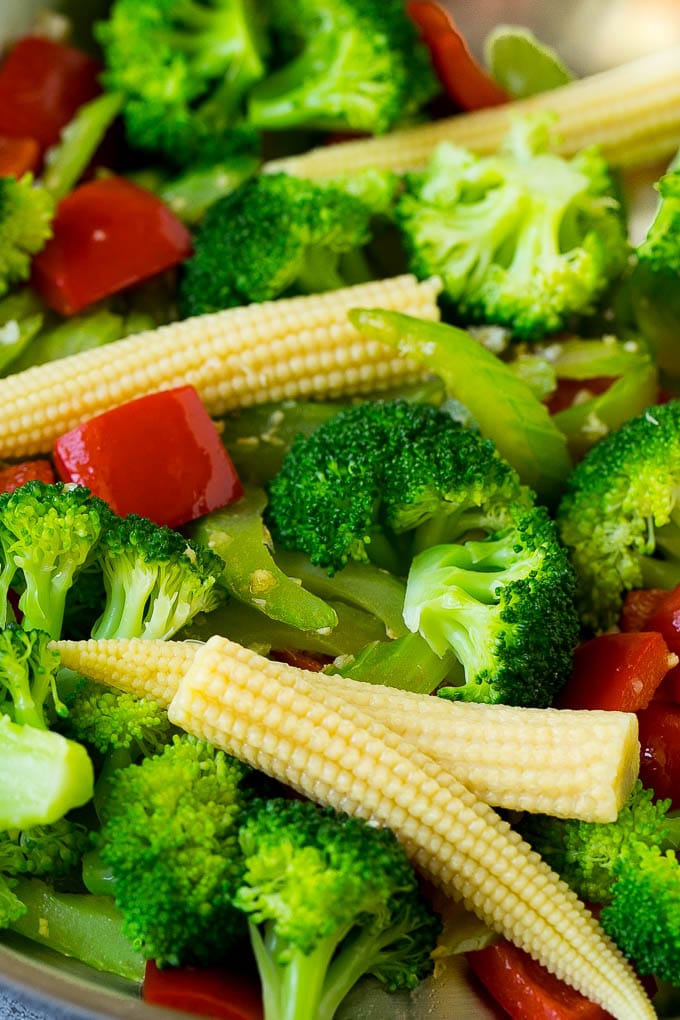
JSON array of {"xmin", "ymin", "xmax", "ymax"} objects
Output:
[{"xmin": 1, "ymin": 5, "xmax": 680, "ymax": 1020}]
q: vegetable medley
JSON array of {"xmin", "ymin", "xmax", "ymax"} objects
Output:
[{"xmin": 0, "ymin": 3, "xmax": 680, "ymax": 1020}]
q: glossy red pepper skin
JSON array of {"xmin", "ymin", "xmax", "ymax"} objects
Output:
[
  {"xmin": 637, "ymin": 701, "xmax": 680, "ymax": 807},
  {"xmin": 555, "ymin": 631, "xmax": 673, "ymax": 712},
  {"xmin": 0, "ymin": 135, "xmax": 41, "ymax": 177},
  {"xmin": 0, "ymin": 459, "xmax": 55, "ymax": 494},
  {"xmin": 466, "ymin": 940, "xmax": 612, "ymax": 1020},
  {"xmin": 406, "ymin": 1, "xmax": 508, "ymax": 111},
  {"xmin": 0, "ymin": 36, "xmax": 101, "ymax": 156},
  {"xmin": 31, "ymin": 176, "xmax": 192, "ymax": 315},
  {"xmin": 53, "ymin": 386, "xmax": 243, "ymax": 529},
  {"xmin": 143, "ymin": 961, "xmax": 263, "ymax": 1020}
]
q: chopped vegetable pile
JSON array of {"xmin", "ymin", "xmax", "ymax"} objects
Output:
[{"xmin": 0, "ymin": 4, "xmax": 679, "ymax": 1020}]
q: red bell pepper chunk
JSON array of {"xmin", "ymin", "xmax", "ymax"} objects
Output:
[
  {"xmin": 466, "ymin": 940, "xmax": 612, "ymax": 1020},
  {"xmin": 0, "ymin": 459, "xmax": 55, "ymax": 495},
  {"xmin": 31, "ymin": 176, "xmax": 192, "ymax": 315},
  {"xmin": 0, "ymin": 135, "xmax": 41, "ymax": 177},
  {"xmin": 545, "ymin": 377, "xmax": 615, "ymax": 416},
  {"xmin": 0, "ymin": 36, "xmax": 101, "ymax": 157},
  {"xmin": 637, "ymin": 701, "xmax": 680, "ymax": 808},
  {"xmin": 406, "ymin": 1, "xmax": 508, "ymax": 111},
  {"xmin": 143, "ymin": 961, "xmax": 263, "ymax": 1020},
  {"xmin": 619, "ymin": 588, "xmax": 671, "ymax": 633},
  {"xmin": 53, "ymin": 385, "xmax": 243, "ymax": 529},
  {"xmin": 555, "ymin": 631, "xmax": 674, "ymax": 712}
]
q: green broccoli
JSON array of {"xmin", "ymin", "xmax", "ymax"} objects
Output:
[
  {"xmin": 404, "ymin": 504, "xmax": 579, "ymax": 706},
  {"xmin": 266, "ymin": 399, "xmax": 579, "ymax": 706},
  {"xmin": 179, "ymin": 171, "xmax": 398, "ymax": 316},
  {"xmin": 627, "ymin": 165, "xmax": 680, "ymax": 385},
  {"xmin": 247, "ymin": 0, "xmax": 439, "ymax": 135},
  {"xmin": 235, "ymin": 797, "xmax": 441, "ymax": 1020},
  {"xmin": 521, "ymin": 781, "xmax": 680, "ymax": 984},
  {"xmin": 0, "ymin": 175, "xmax": 55, "ymax": 298},
  {"xmin": 96, "ymin": 0, "xmax": 266, "ymax": 167},
  {"xmin": 396, "ymin": 115, "xmax": 630, "ymax": 341},
  {"xmin": 60, "ymin": 680, "xmax": 174, "ymax": 761},
  {"xmin": 0, "ymin": 626, "xmax": 94, "ymax": 829},
  {"xmin": 0, "ymin": 818, "xmax": 91, "ymax": 929},
  {"xmin": 266, "ymin": 399, "xmax": 532, "ymax": 575},
  {"xmin": 97, "ymin": 734, "xmax": 263, "ymax": 966},
  {"xmin": 90, "ymin": 513, "xmax": 226, "ymax": 641},
  {"xmin": 0, "ymin": 481, "xmax": 109, "ymax": 638},
  {"xmin": 556, "ymin": 399, "xmax": 680, "ymax": 633}
]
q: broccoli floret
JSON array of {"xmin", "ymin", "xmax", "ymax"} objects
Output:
[
  {"xmin": 556, "ymin": 399, "xmax": 680, "ymax": 633},
  {"xmin": 247, "ymin": 0, "xmax": 438, "ymax": 135},
  {"xmin": 96, "ymin": 0, "xmax": 266, "ymax": 167},
  {"xmin": 91, "ymin": 513, "xmax": 225, "ymax": 641},
  {"xmin": 0, "ymin": 818, "xmax": 91, "ymax": 930},
  {"xmin": 266, "ymin": 399, "xmax": 531, "ymax": 575},
  {"xmin": 404, "ymin": 504, "xmax": 579, "ymax": 706},
  {"xmin": 179, "ymin": 171, "xmax": 398, "ymax": 316},
  {"xmin": 60, "ymin": 679, "xmax": 175, "ymax": 759},
  {"xmin": 0, "ymin": 481, "xmax": 109, "ymax": 638},
  {"xmin": 396, "ymin": 115, "xmax": 629, "ymax": 341},
  {"xmin": 0, "ymin": 627, "xmax": 94, "ymax": 829},
  {"xmin": 628, "ymin": 167, "xmax": 680, "ymax": 384},
  {"xmin": 235, "ymin": 798, "xmax": 440, "ymax": 1020},
  {"xmin": 0, "ymin": 175, "xmax": 55, "ymax": 298},
  {"xmin": 98, "ymin": 734, "xmax": 261, "ymax": 966},
  {"xmin": 521, "ymin": 781, "xmax": 680, "ymax": 984}
]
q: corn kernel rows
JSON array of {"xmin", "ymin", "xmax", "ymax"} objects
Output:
[
  {"xmin": 0, "ymin": 275, "xmax": 439, "ymax": 458},
  {"xmin": 53, "ymin": 637, "xmax": 638, "ymax": 822},
  {"xmin": 265, "ymin": 45, "xmax": 680, "ymax": 179},
  {"xmin": 167, "ymin": 636, "xmax": 654, "ymax": 1020}
]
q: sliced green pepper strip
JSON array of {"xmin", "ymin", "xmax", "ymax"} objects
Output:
[
  {"xmin": 188, "ymin": 488, "xmax": 337, "ymax": 633},
  {"xmin": 350, "ymin": 309, "xmax": 572, "ymax": 505},
  {"xmin": 181, "ymin": 598, "xmax": 385, "ymax": 659},
  {"xmin": 9, "ymin": 878, "xmax": 145, "ymax": 982},
  {"xmin": 274, "ymin": 549, "xmax": 409, "ymax": 639},
  {"xmin": 328, "ymin": 632, "xmax": 460, "ymax": 695},
  {"xmin": 545, "ymin": 336, "xmax": 654, "ymax": 379},
  {"xmin": 553, "ymin": 359, "xmax": 658, "ymax": 460}
]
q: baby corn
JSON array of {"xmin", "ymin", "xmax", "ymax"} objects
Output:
[
  {"xmin": 0, "ymin": 275, "xmax": 438, "ymax": 459},
  {"xmin": 265, "ymin": 45, "xmax": 680, "ymax": 179},
  {"xmin": 55, "ymin": 638, "xmax": 639, "ymax": 822},
  {"xmin": 163, "ymin": 636, "xmax": 654, "ymax": 1020}
]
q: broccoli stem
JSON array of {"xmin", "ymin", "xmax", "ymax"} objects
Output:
[
  {"xmin": 296, "ymin": 246, "xmax": 348, "ymax": 294},
  {"xmin": 250, "ymin": 920, "xmax": 342, "ymax": 1020},
  {"xmin": 9, "ymin": 878, "xmax": 145, "ymax": 982},
  {"xmin": 329, "ymin": 631, "xmax": 459, "ymax": 695}
]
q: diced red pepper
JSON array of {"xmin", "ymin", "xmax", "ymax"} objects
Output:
[
  {"xmin": 0, "ymin": 135, "xmax": 41, "ymax": 177},
  {"xmin": 637, "ymin": 701, "xmax": 680, "ymax": 808},
  {"xmin": 466, "ymin": 940, "xmax": 613, "ymax": 1020},
  {"xmin": 0, "ymin": 459, "xmax": 55, "ymax": 495},
  {"xmin": 0, "ymin": 36, "xmax": 101, "ymax": 157},
  {"xmin": 31, "ymin": 176, "xmax": 192, "ymax": 315},
  {"xmin": 143, "ymin": 961, "xmax": 263, "ymax": 1020},
  {"xmin": 271, "ymin": 649, "xmax": 331, "ymax": 672},
  {"xmin": 545, "ymin": 377, "xmax": 615, "ymax": 416},
  {"xmin": 619, "ymin": 588, "xmax": 671, "ymax": 633},
  {"xmin": 53, "ymin": 385, "xmax": 243, "ymax": 529},
  {"xmin": 406, "ymin": 1, "xmax": 508, "ymax": 111},
  {"xmin": 555, "ymin": 631, "xmax": 674, "ymax": 712}
]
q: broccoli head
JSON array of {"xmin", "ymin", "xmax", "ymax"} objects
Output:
[
  {"xmin": 0, "ymin": 480, "xmax": 108, "ymax": 638},
  {"xmin": 98, "ymin": 734, "xmax": 261, "ymax": 966},
  {"xmin": 520, "ymin": 781, "xmax": 680, "ymax": 984},
  {"xmin": 235, "ymin": 797, "xmax": 440, "ymax": 1020},
  {"xmin": 266, "ymin": 399, "xmax": 532, "ymax": 575},
  {"xmin": 96, "ymin": 0, "xmax": 266, "ymax": 166},
  {"xmin": 60, "ymin": 679, "xmax": 175, "ymax": 759},
  {"xmin": 0, "ymin": 175, "xmax": 54, "ymax": 298},
  {"xmin": 247, "ymin": 0, "xmax": 438, "ymax": 135},
  {"xmin": 91, "ymin": 512, "xmax": 225, "ymax": 641},
  {"xmin": 179, "ymin": 171, "xmax": 398, "ymax": 316},
  {"xmin": 556, "ymin": 399, "xmax": 680, "ymax": 633},
  {"xmin": 404, "ymin": 504, "xmax": 579, "ymax": 706},
  {"xmin": 396, "ymin": 115, "xmax": 629, "ymax": 341},
  {"xmin": 0, "ymin": 624, "xmax": 64, "ymax": 731}
]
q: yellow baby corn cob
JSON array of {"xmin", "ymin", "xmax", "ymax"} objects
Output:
[
  {"xmin": 265, "ymin": 45, "xmax": 680, "ymax": 179},
  {"xmin": 165, "ymin": 635, "xmax": 654, "ymax": 1020},
  {"xmin": 0, "ymin": 275, "xmax": 439, "ymax": 459},
  {"xmin": 55, "ymin": 637, "xmax": 639, "ymax": 822}
]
